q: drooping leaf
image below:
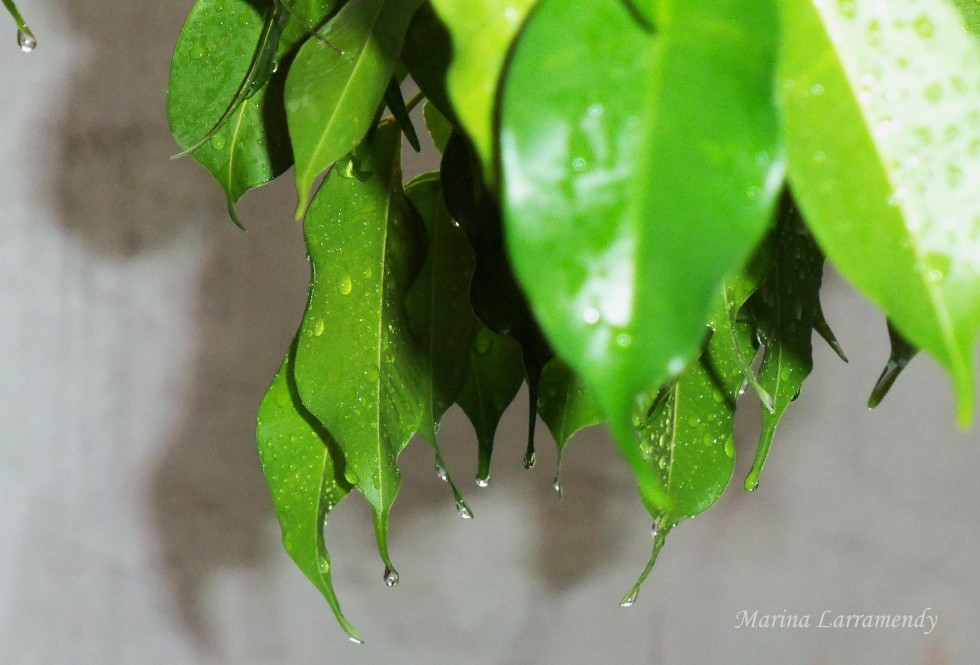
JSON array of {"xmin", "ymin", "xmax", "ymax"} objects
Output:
[
  {"xmin": 168, "ymin": 0, "xmax": 293, "ymax": 226},
  {"xmin": 537, "ymin": 358, "xmax": 602, "ymax": 497},
  {"xmin": 442, "ymin": 132, "xmax": 553, "ymax": 469},
  {"xmin": 456, "ymin": 325, "xmax": 525, "ymax": 486},
  {"xmin": 286, "ymin": 0, "xmax": 424, "ymax": 215},
  {"xmin": 256, "ymin": 341, "xmax": 359, "ymax": 643},
  {"xmin": 384, "ymin": 77, "xmax": 421, "ymax": 152},
  {"xmin": 623, "ymin": 300, "xmax": 754, "ymax": 605},
  {"xmin": 868, "ymin": 319, "xmax": 920, "ymax": 409},
  {"xmin": 743, "ymin": 203, "xmax": 825, "ymax": 492},
  {"xmin": 293, "ymin": 122, "xmax": 425, "ymax": 577},
  {"xmin": 500, "ymin": 0, "xmax": 784, "ymax": 514},
  {"xmin": 814, "ymin": 299, "xmax": 849, "ymax": 363},
  {"xmin": 3, "ymin": 0, "xmax": 35, "ymax": 51},
  {"xmin": 780, "ymin": 0, "xmax": 980, "ymax": 425},
  {"xmin": 423, "ymin": 102, "xmax": 453, "ymax": 153},
  {"xmin": 428, "ymin": 0, "xmax": 537, "ymax": 181},
  {"xmin": 404, "ymin": 173, "xmax": 478, "ymax": 514}
]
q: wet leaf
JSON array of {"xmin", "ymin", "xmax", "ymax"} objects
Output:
[
  {"xmin": 277, "ymin": 0, "xmax": 341, "ymax": 59},
  {"xmin": 442, "ymin": 132, "xmax": 553, "ymax": 469},
  {"xmin": 423, "ymin": 102, "xmax": 453, "ymax": 153},
  {"xmin": 537, "ymin": 358, "xmax": 602, "ymax": 496},
  {"xmin": 501, "ymin": 0, "xmax": 784, "ymax": 513},
  {"xmin": 168, "ymin": 0, "xmax": 293, "ymax": 225},
  {"xmin": 286, "ymin": 0, "xmax": 424, "ymax": 215},
  {"xmin": 743, "ymin": 203, "xmax": 825, "ymax": 492},
  {"xmin": 3, "ymin": 0, "xmax": 35, "ymax": 51},
  {"xmin": 780, "ymin": 0, "xmax": 980, "ymax": 425},
  {"xmin": 868, "ymin": 319, "xmax": 920, "ymax": 409},
  {"xmin": 404, "ymin": 173, "xmax": 478, "ymax": 510},
  {"xmin": 293, "ymin": 122, "xmax": 425, "ymax": 575},
  {"xmin": 256, "ymin": 341, "xmax": 359, "ymax": 643},
  {"xmin": 456, "ymin": 325, "xmax": 525, "ymax": 486},
  {"xmin": 429, "ymin": 0, "xmax": 537, "ymax": 181}
]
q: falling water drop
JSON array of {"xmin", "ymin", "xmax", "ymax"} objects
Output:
[
  {"xmin": 383, "ymin": 567, "xmax": 399, "ymax": 587},
  {"xmin": 456, "ymin": 500, "xmax": 473, "ymax": 519},
  {"xmin": 17, "ymin": 29, "xmax": 36, "ymax": 53}
]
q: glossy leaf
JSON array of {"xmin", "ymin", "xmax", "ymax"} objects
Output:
[
  {"xmin": 428, "ymin": 0, "xmax": 537, "ymax": 180},
  {"xmin": 286, "ymin": 0, "xmax": 424, "ymax": 215},
  {"xmin": 868, "ymin": 320, "xmax": 920, "ymax": 409},
  {"xmin": 404, "ymin": 173, "xmax": 478, "ymax": 511},
  {"xmin": 501, "ymin": 0, "xmax": 784, "ymax": 514},
  {"xmin": 277, "ymin": 0, "xmax": 341, "ymax": 58},
  {"xmin": 293, "ymin": 122, "xmax": 425, "ymax": 575},
  {"xmin": 624, "ymin": 302, "xmax": 753, "ymax": 604},
  {"xmin": 743, "ymin": 204, "xmax": 825, "ymax": 492},
  {"xmin": 423, "ymin": 102, "xmax": 453, "ymax": 153},
  {"xmin": 168, "ymin": 0, "xmax": 293, "ymax": 225},
  {"xmin": 442, "ymin": 132, "xmax": 554, "ymax": 468},
  {"xmin": 384, "ymin": 77, "xmax": 421, "ymax": 152},
  {"xmin": 256, "ymin": 341, "xmax": 359, "ymax": 643},
  {"xmin": 537, "ymin": 358, "xmax": 602, "ymax": 496},
  {"xmin": 401, "ymin": 3, "xmax": 457, "ymax": 125},
  {"xmin": 457, "ymin": 325, "xmax": 525, "ymax": 486},
  {"xmin": 780, "ymin": 0, "xmax": 980, "ymax": 425}
]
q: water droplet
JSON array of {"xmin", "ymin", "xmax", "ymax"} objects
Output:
[
  {"xmin": 812, "ymin": 150, "xmax": 826, "ymax": 163},
  {"xmin": 312, "ymin": 319, "xmax": 325, "ymax": 337},
  {"xmin": 552, "ymin": 475, "xmax": 563, "ymax": 497},
  {"xmin": 651, "ymin": 517, "xmax": 661, "ymax": 540},
  {"xmin": 588, "ymin": 103, "xmax": 604, "ymax": 117},
  {"xmin": 620, "ymin": 588, "xmax": 639, "ymax": 608},
  {"xmin": 365, "ymin": 365, "xmax": 379, "ymax": 382},
  {"xmin": 17, "ymin": 29, "xmax": 36, "ymax": 53},
  {"xmin": 914, "ymin": 15, "xmax": 935, "ymax": 38},
  {"xmin": 657, "ymin": 455, "xmax": 667, "ymax": 470},
  {"xmin": 337, "ymin": 275, "xmax": 353, "ymax": 295},
  {"xmin": 582, "ymin": 308, "xmax": 600, "ymax": 325},
  {"xmin": 572, "ymin": 157, "xmax": 587, "ymax": 171},
  {"xmin": 667, "ymin": 356, "xmax": 686, "ymax": 375},
  {"xmin": 435, "ymin": 459, "xmax": 448, "ymax": 483},
  {"xmin": 865, "ymin": 20, "xmax": 882, "ymax": 46},
  {"xmin": 523, "ymin": 450, "xmax": 536, "ymax": 469},
  {"xmin": 475, "ymin": 330, "xmax": 492, "ymax": 354},
  {"xmin": 746, "ymin": 186, "xmax": 761, "ymax": 200},
  {"xmin": 210, "ymin": 134, "xmax": 226, "ymax": 150},
  {"xmin": 475, "ymin": 475, "xmax": 490, "ymax": 488},
  {"xmin": 616, "ymin": 333, "xmax": 632, "ymax": 347},
  {"xmin": 836, "ymin": 0, "xmax": 856, "ymax": 18},
  {"xmin": 456, "ymin": 501, "xmax": 473, "ymax": 519},
  {"xmin": 383, "ymin": 567, "xmax": 399, "ymax": 587},
  {"xmin": 809, "ymin": 83, "xmax": 825, "ymax": 96},
  {"xmin": 724, "ymin": 437, "xmax": 735, "ymax": 459},
  {"xmin": 347, "ymin": 635, "xmax": 364, "ymax": 645},
  {"xmin": 362, "ymin": 266, "xmax": 373, "ymax": 278},
  {"xmin": 946, "ymin": 164, "xmax": 963, "ymax": 186},
  {"xmin": 924, "ymin": 83, "xmax": 943, "ymax": 103}
]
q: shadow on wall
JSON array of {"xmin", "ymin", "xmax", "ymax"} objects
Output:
[{"xmin": 47, "ymin": 0, "xmax": 629, "ymax": 655}]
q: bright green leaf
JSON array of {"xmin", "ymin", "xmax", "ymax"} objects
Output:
[
  {"xmin": 286, "ymin": 0, "xmax": 424, "ymax": 215},
  {"xmin": 457, "ymin": 325, "xmax": 525, "ymax": 486},
  {"xmin": 868, "ymin": 319, "xmax": 920, "ymax": 409},
  {"xmin": 256, "ymin": 341, "xmax": 360, "ymax": 643},
  {"xmin": 780, "ymin": 0, "xmax": 980, "ymax": 425},
  {"xmin": 293, "ymin": 122, "xmax": 425, "ymax": 577},
  {"xmin": 428, "ymin": 0, "xmax": 537, "ymax": 181},
  {"xmin": 501, "ymin": 0, "xmax": 784, "ymax": 514},
  {"xmin": 3, "ymin": 0, "xmax": 35, "ymax": 51},
  {"xmin": 168, "ymin": 0, "xmax": 293, "ymax": 225}
]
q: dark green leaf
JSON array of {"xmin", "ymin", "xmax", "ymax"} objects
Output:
[
  {"xmin": 286, "ymin": 0, "xmax": 424, "ymax": 215},
  {"xmin": 423, "ymin": 102, "xmax": 453, "ymax": 153},
  {"xmin": 501, "ymin": 0, "xmax": 783, "ymax": 514},
  {"xmin": 293, "ymin": 122, "xmax": 425, "ymax": 576},
  {"xmin": 442, "ymin": 132, "xmax": 553, "ymax": 469},
  {"xmin": 277, "ymin": 0, "xmax": 341, "ymax": 59},
  {"xmin": 537, "ymin": 358, "xmax": 602, "ymax": 497},
  {"xmin": 168, "ymin": 0, "xmax": 293, "ymax": 225},
  {"xmin": 256, "ymin": 341, "xmax": 360, "ymax": 643},
  {"xmin": 457, "ymin": 325, "xmax": 525, "ymax": 486},
  {"xmin": 743, "ymin": 203, "xmax": 824, "ymax": 492},
  {"xmin": 868, "ymin": 320, "xmax": 920, "ymax": 409},
  {"xmin": 401, "ymin": 4, "xmax": 458, "ymax": 126},
  {"xmin": 384, "ymin": 77, "xmax": 421, "ymax": 152},
  {"xmin": 780, "ymin": 0, "xmax": 980, "ymax": 425}
]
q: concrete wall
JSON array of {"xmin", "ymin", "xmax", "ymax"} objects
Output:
[{"xmin": 1, "ymin": 1, "xmax": 978, "ymax": 662}]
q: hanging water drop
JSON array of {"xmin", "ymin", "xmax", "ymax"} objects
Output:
[
  {"xmin": 435, "ymin": 458, "xmax": 448, "ymax": 483},
  {"xmin": 475, "ymin": 475, "xmax": 490, "ymax": 488},
  {"xmin": 383, "ymin": 567, "xmax": 399, "ymax": 587},
  {"xmin": 553, "ymin": 475, "xmax": 563, "ymax": 498},
  {"xmin": 347, "ymin": 635, "xmax": 364, "ymax": 645},
  {"xmin": 456, "ymin": 500, "xmax": 473, "ymax": 519},
  {"xmin": 17, "ymin": 29, "xmax": 35, "ymax": 53},
  {"xmin": 523, "ymin": 450, "xmax": 536, "ymax": 469},
  {"xmin": 619, "ymin": 588, "xmax": 639, "ymax": 608}
]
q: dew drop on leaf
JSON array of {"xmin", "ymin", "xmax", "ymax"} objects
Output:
[
  {"xmin": 475, "ymin": 475, "xmax": 490, "ymax": 488},
  {"xmin": 456, "ymin": 500, "xmax": 473, "ymax": 519},
  {"xmin": 17, "ymin": 29, "xmax": 35, "ymax": 52},
  {"xmin": 619, "ymin": 588, "xmax": 639, "ymax": 608},
  {"xmin": 435, "ymin": 458, "xmax": 449, "ymax": 483},
  {"xmin": 338, "ymin": 275, "xmax": 353, "ymax": 295},
  {"xmin": 383, "ymin": 567, "xmax": 399, "ymax": 587}
]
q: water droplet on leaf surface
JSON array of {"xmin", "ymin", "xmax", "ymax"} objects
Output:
[
  {"xmin": 17, "ymin": 29, "xmax": 35, "ymax": 52},
  {"xmin": 383, "ymin": 567, "xmax": 399, "ymax": 587}
]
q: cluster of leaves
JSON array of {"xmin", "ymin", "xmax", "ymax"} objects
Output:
[{"xmin": 167, "ymin": 0, "xmax": 980, "ymax": 642}]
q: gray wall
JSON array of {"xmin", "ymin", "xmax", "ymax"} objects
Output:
[{"xmin": 1, "ymin": 1, "xmax": 978, "ymax": 663}]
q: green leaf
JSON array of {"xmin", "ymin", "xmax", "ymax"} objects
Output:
[
  {"xmin": 293, "ymin": 122, "xmax": 425, "ymax": 577},
  {"xmin": 404, "ymin": 173, "xmax": 478, "ymax": 514},
  {"xmin": 442, "ymin": 133, "xmax": 554, "ymax": 469},
  {"xmin": 168, "ymin": 0, "xmax": 293, "ymax": 225},
  {"xmin": 401, "ymin": 4, "xmax": 457, "ymax": 126},
  {"xmin": 537, "ymin": 358, "xmax": 602, "ymax": 497},
  {"xmin": 500, "ymin": 0, "xmax": 784, "ymax": 514},
  {"xmin": 428, "ymin": 0, "xmax": 537, "ymax": 181},
  {"xmin": 3, "ymin": 0, "xmax": 35, "ymax": 51},
  {"xmin": 868, "ymin": 319, "xmax": 920, "ymax": 409},
  {"xmin": 623, "ymin": 300, "xmax": 752, "ymax": 605},
  {"xmin": 456, "ymin": 325, "xmax": 525, "ymax": 486},
  {"xmin": 286, "ymin": 0, "xmax": 423, "ymax": 215},
  {"xmin": 277, "ymin": 0, "xmax": 342, "ymax": 59},
  {"xmin": 743, "ymin": 203, "xmax": 825, "ymax": 492},
  {"xmin": 780, "ymin": 0, "xmax": 980, "ymax": 425},
  {"xmin": 256, "ymin": 341, "xmax": 360, "ymax": 643},
  {"xmin": 423, "ymin": 102, "xmax": 453, "ymax": 153},
  {"xmin": 384, "ymin": 77, "xmax": 421, "ymax": 152}
]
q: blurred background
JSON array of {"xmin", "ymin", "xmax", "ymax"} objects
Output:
[{"xmin": 1, "ymin": 1, "xmax": 978, "ymax": 663}]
